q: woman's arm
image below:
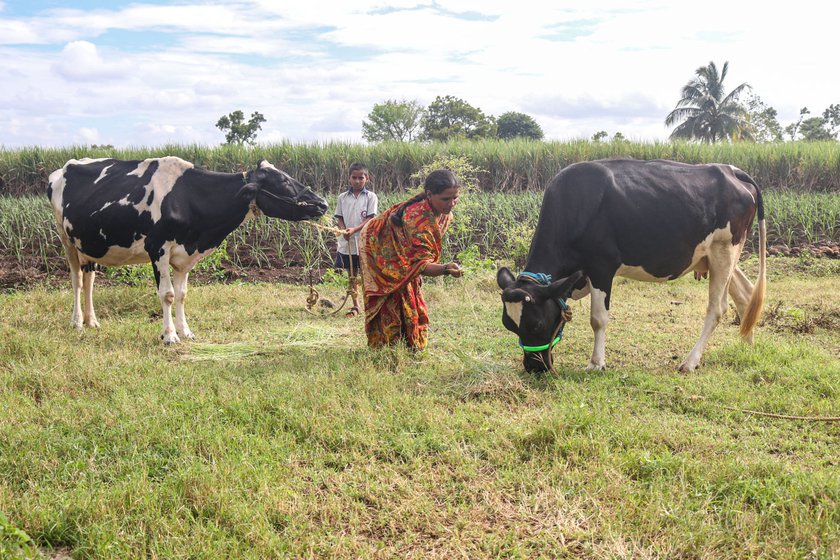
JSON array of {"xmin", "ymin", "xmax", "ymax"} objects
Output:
[{"xmin": 421, "ymin": 261, "xmax": 463, "ymax": 278}]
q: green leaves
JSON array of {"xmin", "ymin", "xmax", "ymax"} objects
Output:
[
  {"xmin": 666, "ymin": 60, "xmax": 753, "ymax": 143},
  {"xmin": 215, "ymin": 110, "xmax": 266, "ymax": 145},
  {"xmin": 362, "ymin": 99, "xmax": 424, "ymax": 142},
  {"xmin": 0, "ymin": 512, "xmax": 39, "ymax": 560}
]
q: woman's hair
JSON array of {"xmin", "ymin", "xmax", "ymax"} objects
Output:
[{"xmin": 391, "ymin": 169, "xmax": 460, "ymax": 226}]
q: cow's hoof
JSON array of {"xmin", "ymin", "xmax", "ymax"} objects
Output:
[
  {"xmin": 179, "ymin": 331, "xmax": 196, "ymax": 341},
  {"xmin": 585, "ymin": 362, "xmax": 605, "ymax": 371},
  {"xmin": 85, "ymin": 320, "xmax": 101, "ymax": 328},
  {"xmin": 678, "ymin": 362, "xmax": 698, "ymax": 373},
  {"xmin": 161, "ymin": 333, "xmax": 181, "ymax": 344},
  {"xmin": 72, "ymin": 321, "xmax": 84, "ymax": 330}
]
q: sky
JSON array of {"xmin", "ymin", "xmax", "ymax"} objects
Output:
[{"xmin": 1, "ymin": 1, "xmax": 837, "ymax": 148}]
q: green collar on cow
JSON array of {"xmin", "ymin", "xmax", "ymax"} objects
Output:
[{"xmin": 520, "ymin": 335, "xmax": 562, "ymax": 353}]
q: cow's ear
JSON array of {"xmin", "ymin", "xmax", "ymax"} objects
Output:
[
  {"xmin": 548, "ymin": 270, "xmax": 585, "ymax": 299},
  {"xmin": 497, "ymin": 267, "xmax": 516, "ymax": 289}
]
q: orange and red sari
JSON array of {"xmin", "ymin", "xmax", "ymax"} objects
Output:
[{"xmin": 359, "ymin": 198, "xmax": 451, "ymax": 350}]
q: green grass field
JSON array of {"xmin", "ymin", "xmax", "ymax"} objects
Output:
[{"xmin": 1, "ymin": 256, "xmax": 838, "ymax": 559}]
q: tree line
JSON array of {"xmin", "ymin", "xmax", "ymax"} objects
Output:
[
  {"xmin": 216, "ymin": 61, "xmax": 838, "ymax": 145},
  {"xmin": 666, "ymin": 61, "xmax": 840, "ymax": 143}
]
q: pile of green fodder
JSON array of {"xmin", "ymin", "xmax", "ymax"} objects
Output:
[
  {"xmin": 2, "ymin": 189, "xmax": 837, "ymax": 281},
  {"xmin": 2, "ymin": 139, "xmax": 840, "ymax": 196}
]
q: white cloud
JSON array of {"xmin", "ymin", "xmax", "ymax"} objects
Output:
[
  {"xmin": 76, "ymin": 127, "xmax": 101, "ymax": 144},
  {"xmin": 54, "ymin": 41, "xmax": 124, "ymax": 81},
  {"xmin": 0, "ymin": 0, "xmax": 838, "ymax": 147}
]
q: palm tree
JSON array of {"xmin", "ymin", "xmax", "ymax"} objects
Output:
[{"xmin": 665, "ymin": 61, "xmax": 753, "ymax": 142}]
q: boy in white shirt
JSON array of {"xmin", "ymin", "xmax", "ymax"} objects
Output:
[{"xmin": 334, "ymin": 162, "xmax": 378, "ymax": 317}]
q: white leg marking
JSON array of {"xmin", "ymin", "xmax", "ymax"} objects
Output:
[
  {"xmin": 82, "ymin": 269, "xmax": 100, "ymax": 328},
  {"xmin": 62, "ymin": 239, "xmax": 84, "ymax": 329},
  {"xmin": 587, "ymin": 286, "xmax": 609, "ymax": 371},
  {"xmin": 172, "ymin": 269, "xmax": 194, "ymax": 340},
  {"xmin": 70, "ymin": 265, "xmax": 83, "ymax": 329},
  {"xmin": 156, "ymin": 247, "xmax": 179, "ymax": 344},
  {"xmin": 680, "ymin": 242, "xmax": 740, "ymax": 371}
]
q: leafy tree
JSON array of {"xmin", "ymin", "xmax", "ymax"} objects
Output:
[
  {"xmin": 591, "ymin": 131, "xmax": 625, "ymax": 142},
  {"xmin": 822, "ymin": 103, "xmax": 840, "ymax": 138},
  {"xmin": 780, "ymin": 105, "xmax": 840, "ymax": 141},
  {"xmin": 798, "ymin": 116, "xmax": 834, "ymax": 141},
  {"xmin": 665, "ymin": 61, "xmax": 753, "ymax": 143},
  {"xmin": 496, "ymin": 111, "xmax": 544, "ymax": 140},
  {"xmin": 216, "ymin": 110, "xmax": 266, "ymax": 145},
  {"xmin": 420, "ymin": 95, "xmax": 496, "ymax": 142},
  {"xmin": 784, "ymin": 107, "xmax": 809, "ymax": 140},
  {"xmin": 745, "ymin": 93, "xmax": 783, "ymax": 142},
  {"xmin": 783, "ymin": 107, "xmax": 837, "ymax": 141},
  {"xmin": 362, "ymin": 99, "xmax": 424, "ymax": 142}
]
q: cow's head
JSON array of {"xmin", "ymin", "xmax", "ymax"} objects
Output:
[
  {"xmin": 497, "ymin": 267, "xmax": 585, "ymax": 373},
  {"xmin": 247, "ymin": 160, "xmax": 328, "ymax": 220}
]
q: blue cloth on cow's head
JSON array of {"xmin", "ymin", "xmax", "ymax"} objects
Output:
[{"xmin": 518, "ymin": 271, "xmax": 552, "ymax": 285}]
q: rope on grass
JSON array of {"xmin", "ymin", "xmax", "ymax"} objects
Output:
[{"xmin": 632, "ymin": 388, "xmax": 840, "ymax": 422}]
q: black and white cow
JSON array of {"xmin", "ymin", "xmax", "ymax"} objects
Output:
[
  {"xmin": 48, "ymin": 157, "xmax": 328, "ymax": 343},
  {"xmin": 497, "ymin": 158, "xmax": 767, "ymax": 373}
]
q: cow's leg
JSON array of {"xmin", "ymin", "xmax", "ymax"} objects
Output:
[
  {"xmin": 728, "ymin": 265, "xmax": 755, "ymax": 343},
  {"xmin": 172, "ymin": 268, "xmax": 195, "ymax": 340},
  {"xmin": 65, "ymin": 244, "xmax": 84, "ymax": 329},
  {"xmin": 680, "ymin": 242, "xmax": 739, "ymax": 372},
  {"xmin": 82, "ymin": 266, "xmax": 100, "ymax": 328},
  {"xmin": 56, "ymin": 226, "xmax": 85, "ymax": 329},
  {"xmin": 150, "ymin": 246, "xmax": 179, "ymax": 344},
  {"xmin": 586, "ymin": 276, "xmax": 613, "ymax": 371}
]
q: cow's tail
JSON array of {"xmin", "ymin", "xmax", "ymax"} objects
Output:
[{"xmin": 740, "ymin": 181, "xmax": 766, "ymax": 339}]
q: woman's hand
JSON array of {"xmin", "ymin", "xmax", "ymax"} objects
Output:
[{"xmin": 443, "ymin": 262, "xmax": 463, "ymax": 278}]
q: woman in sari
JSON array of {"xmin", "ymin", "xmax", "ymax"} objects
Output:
[{"xmin": 359, "ymin": 169, "xmax": 464, "ymax": 350}]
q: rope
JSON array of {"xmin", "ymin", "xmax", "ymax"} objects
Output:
[
  {"xmin": 302, "ymin": 219, "xmax": 348, "ymax": 236},
  {"xmin": 633, "ymin": 388, "xmax": 840, "ymax": 422},
  {"xmin": 300, "ymin": 220, "xmax": 360, "ymax": 317},
  {"xmin": 519, "ymin": 271, "xmax": 552, "ymax": 285}
]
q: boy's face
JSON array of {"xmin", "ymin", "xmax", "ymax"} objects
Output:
[{"xmin": 349, "ymin": 170, "xmax": 368, "ymax": 191}]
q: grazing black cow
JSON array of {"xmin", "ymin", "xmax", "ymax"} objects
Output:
[
  {"xmin": 497, "ymin": 158, "xmax": 766, "ymax": 373},
  {"xmin": 48, "ymin": 157, "xmax": 328, "ymax": 343}
]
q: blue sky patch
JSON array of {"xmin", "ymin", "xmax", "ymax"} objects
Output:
[
  {"xmin": 3, "ymin": 0, "xmax": 172, "ymax": 16},
  {"xmin": 94, "ymin": 29, "xmax": 180, "ymax": 51},
  {"xmin": 540, "ymin": 19, "xmax": 599, "ymax": 42}
]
